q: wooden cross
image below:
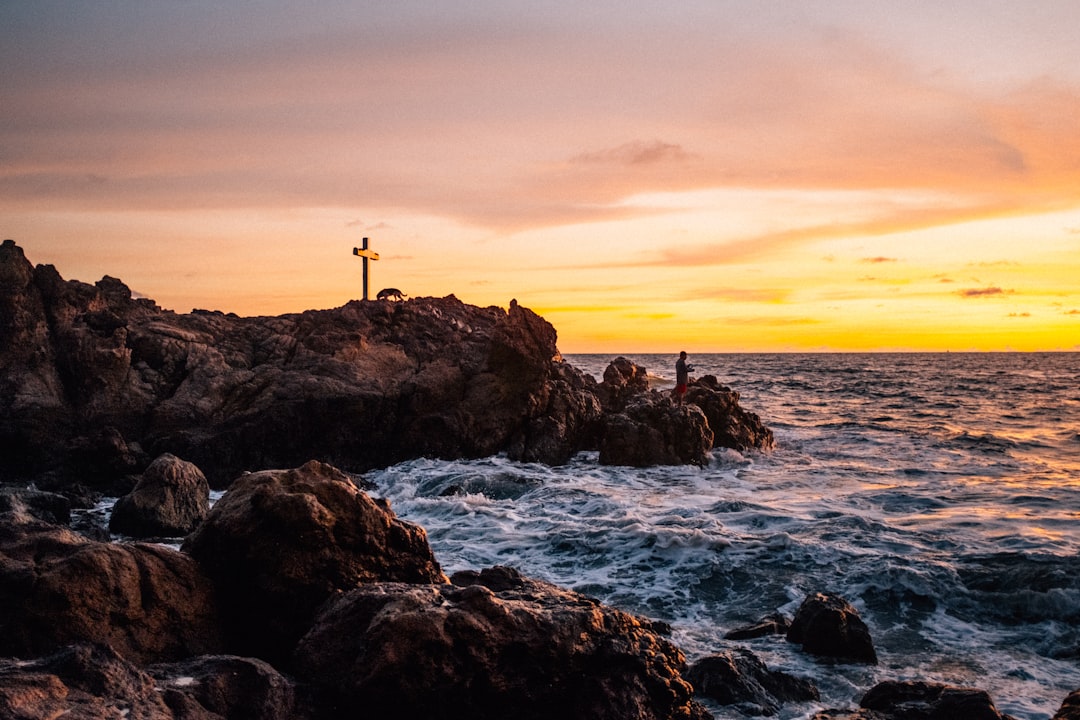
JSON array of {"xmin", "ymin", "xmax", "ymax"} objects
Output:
[{"xmin": 352, "ymin": 237, "xmax": 380, "ymax": 300}]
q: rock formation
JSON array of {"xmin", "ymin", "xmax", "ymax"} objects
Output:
[
  {"xmin": 787, "ymin": 592, "xmax": 878, "ymax": 665},
  {"xmin": 811, "ymin": 680, "xmax": 1016, "ymax": 719},
  {"xmin": 109, "ymin": 452, "xmax": 210, "ymax": 537},
  {"xmin": 0, "ymin": 510, "xmax": 223, "ymax": 665},
  {"xmin": 686, "ymin": 648, "xmax": 819, "ymax": 716},
  {"xmin": 0, "ymin": 240, "xmax": 772, "ymax": 493},
  {"xmin": 294, "ymin": 565, "xmax": 710, "ymax": 720},
  {"xmin": 182, "ymin": 460, "xmax": 445, "ymax": 665}
]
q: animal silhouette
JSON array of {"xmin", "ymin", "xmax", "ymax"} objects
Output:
[{"xmin": 376, "ymin": 287, "xmax": 406, "ymax": 301}]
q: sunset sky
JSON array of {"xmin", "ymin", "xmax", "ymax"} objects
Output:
[{"xmin": 3, "ymin": 1, "xmax": 1079, "ymax": 352}]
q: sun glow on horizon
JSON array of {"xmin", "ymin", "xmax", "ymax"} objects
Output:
[{"xmin": 2, "ymin": 2, "xmax": 1079, "ymax": 352}]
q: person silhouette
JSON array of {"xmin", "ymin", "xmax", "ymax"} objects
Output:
[{"xmin": 672, "ymin": 351, "xmax": 693, "ymax": 405}]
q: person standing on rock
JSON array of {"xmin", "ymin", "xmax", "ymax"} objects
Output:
[{"xmin": 672, "ymin": 351, "xmax": 693, "ymax": 405}]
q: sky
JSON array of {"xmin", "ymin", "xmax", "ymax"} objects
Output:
[{"xmin": 3, "ymin": 1, "xmax": 1079, "ymax": 352}]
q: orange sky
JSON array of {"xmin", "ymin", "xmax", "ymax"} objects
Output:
[{"xmin": 3, "ymin": 2, "xmax": 1079, "ymax": 352}]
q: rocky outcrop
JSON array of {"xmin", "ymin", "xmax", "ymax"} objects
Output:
[
  {"xmin": 0, "ymin": 510, "xmax": 223, "ymax": 665},
  {"xmin": 0, "ymin": 240, "xmax": 772, "ymax": 488},
  {"xmin": 109, "ymin": 452, "xmax": 210, "ymax": 537},
  {"xmin": 294, "ymin": 565, "xmax": 710, "ymax": 720},
  {"xmin": 686, "ymin": 375, "xmax": 774, "ymax": 452},
  {"xmin": 600, "ymin": 398, "xmax": 714, "ymax": 467},
  {"xmin": 787, "ymin": 593, "xmax": 878, "ymax": 665},
  {"xmin": 811, "ymin": 680, "xmax": 1016, "ymax": 719},
  {"xmin": 687, "ymin": 648, "xmax": 819, "ymax": 716},
  {"xmin": 182, "ymin": 460, "xmax": 446, "ymax": 665},
  {"xmin": 594, "ymin": 358, "xmax": 773, "ymax": 466}
]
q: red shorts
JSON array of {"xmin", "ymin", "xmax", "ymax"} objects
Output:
[{"xmin": 675, "ymin": 383, "xmax": 687, "ymax": 395}]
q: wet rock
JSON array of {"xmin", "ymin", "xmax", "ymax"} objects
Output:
[
  {"xmin": 294, "ymin": 568, "xmax": 711, "ymax": 720},
  {"xmin": 724, "ymin": 612, "xmax": 791, "ymax": 640},
  {"xmin": 687, "ymin": 648, "xmax": 819, "ymax": 716},
  {"xmin": 110, "ymin": 453, "xmax": 210, "ymax": 537},
  {"xmin": 787, "ymin": 592, "xmax": 877, "ymax": 664},
  {"xmin": 600, "ymin": 396, "xmax": 714, "ymax": 466},
  {"xmin": 1055, "ymin": 689, "xmax": 1080, "ymax": 720},
  {"xmin": 851, "ymin": 680, "xmax": 1013, "ymax": 719},
  {"xmin": 686, "ymin": 375, "xmax": 774, "ymax": 451},
  {"xmin": 0, "ymin": 511, "xmax": 223, "ymax": 664},
  {"xmin": 182, "ymin": 460, "xmax": 446, "ymax": 665}
]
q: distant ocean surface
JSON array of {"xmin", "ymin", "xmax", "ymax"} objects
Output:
[{"xmin": 370, "ymin": 353, "xmax": 1080, "ymax": 719}]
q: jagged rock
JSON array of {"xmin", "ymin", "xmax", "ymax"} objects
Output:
[
  {"xmin": 110, "ymin": 453, "xmax": 210, "ymax": 538},
  {"xmin": 724, "ymin": 612, "xmax": 791, "ymax": 640},
  {"xmin": 0, "ymin": 241, "xmax": 772, "ymax": 485},
  {"xmin": 597, "ymin": 356, "xmax": 652, "ymax": 412},
  {"xmin": 1055, "ymin": 689, "xmax": 1080, "ymax": 720},
  {"xmin": 0, "ymin": 643, "xmax": 177, "ymax": 720},
  {"xmin": 0, "ymin": 511, "xmax": 223, "ymax": 664},
  {"xmin": 787, "ymin": 593, "xmax": 877, "ymax": 664},
  {"xmin": 686, "ymin": 375, "xmax": 774, "ymax": 451},
  {"xmin": 149, "ymin": 655, "xmax": 308, "ymax": 720},
  {"xmin": 599, "ymin": 395, "xmax": 714, "ymax": 466},
  {"xmin": 294, "ymin": 565, "xmax": 711, "ymax": 720},
  {"xmin": 687, "ymin": 648, "xmax": 819, "ymax": 716},
  {"xmin": 182, "ymin": 460, "xmax": 446, "ymax": 665}
]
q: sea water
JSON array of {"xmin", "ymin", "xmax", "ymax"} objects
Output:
[{"xmin": 369, "ymin": 353, "xmax": 1080, "ymax": 719}]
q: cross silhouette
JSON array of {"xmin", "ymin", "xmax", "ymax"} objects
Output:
[{"xmin": 351, "ymin": 237, "xmax": 380, "ymax": 300}]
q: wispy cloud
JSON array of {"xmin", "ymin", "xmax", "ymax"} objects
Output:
[{"xmin": 958, "ymin": 286, "xmax": 1012, "ymax": 297}]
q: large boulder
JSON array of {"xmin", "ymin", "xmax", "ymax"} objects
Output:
[
  {"xmin": 686, "ymin": 648, "xmax": 819, "ymax": 716},
  {"xmin": 811, "ymin": 680, "xmax": 1012, "ymax": 720},
  {"xmin": 599, "ymin": 396, "xmax": 714, "ymax": 466},
  {"xmin": 294, "ymin": 565, "xmax": 711, "ymax": 720},
  {"xmin": 787, "ymin": 593, "xmax": 877, "ymax": 665},
  {"xmin": 182, "ymin": 460, "xmax": 446, "ymax": 665},
  {"xmin": 0, "ymin": 511, "xmax": 223, "ymax": 665},
  {"xmin": 110, "ymin": 453, "xmax": 210, "ymax": 538}
]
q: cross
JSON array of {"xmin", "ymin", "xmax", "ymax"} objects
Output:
[{"xmin": 351, "ymin": 237, "xmax": 380, "ymax": 300}]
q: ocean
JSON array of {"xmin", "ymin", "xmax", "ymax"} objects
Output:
[{"xmin": 369, "ymin": 352, "xmax": 1080, "ymax": 719}]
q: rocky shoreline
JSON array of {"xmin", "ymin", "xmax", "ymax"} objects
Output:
[{"xmin": 2, "ymin": 239, "xmax": 1078, "ymax": 718}]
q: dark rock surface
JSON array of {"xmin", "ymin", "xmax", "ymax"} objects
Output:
[
  {"xmin": 787, "ymin": 592, "xmax": 878, "ymax": 665},
  {"xmin": 0, "ymin": 510, "xmax": 223, "ymax": 665},
  {"xmin": 109, "ymin": 452, "xmax": 210, "ymax": 537},
  {"xmin": 294, "ymin": 565, "xmax": 711, "ymax": 720},
  {"xmin": 182, "ymin": 460, "xmax": 446, "ymax": 665},
  {"xmin": 687, "ymin": 648, "xmax": 819, "ymax": 716},
  {"xmin": 1, "ymin": 240, "xmax": 772, "ymax": 487},
  {"xmin": 724, "ymin": 612, "xmax": 791, "ymax": 641},
  {"xmin": 1055, "ymin": 689, "xmax": 1080, "ymax": 720},
  {"xmin": 811, "ymin": 680, "xmax": 1017, "ymax": 719},
  {"xmin": 149, "ymin": 654, "xmax": 309, "ymax": 720},
  {"xmin": 0, "ymin": 643, "xmax": 177, "ymax": 720}
]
